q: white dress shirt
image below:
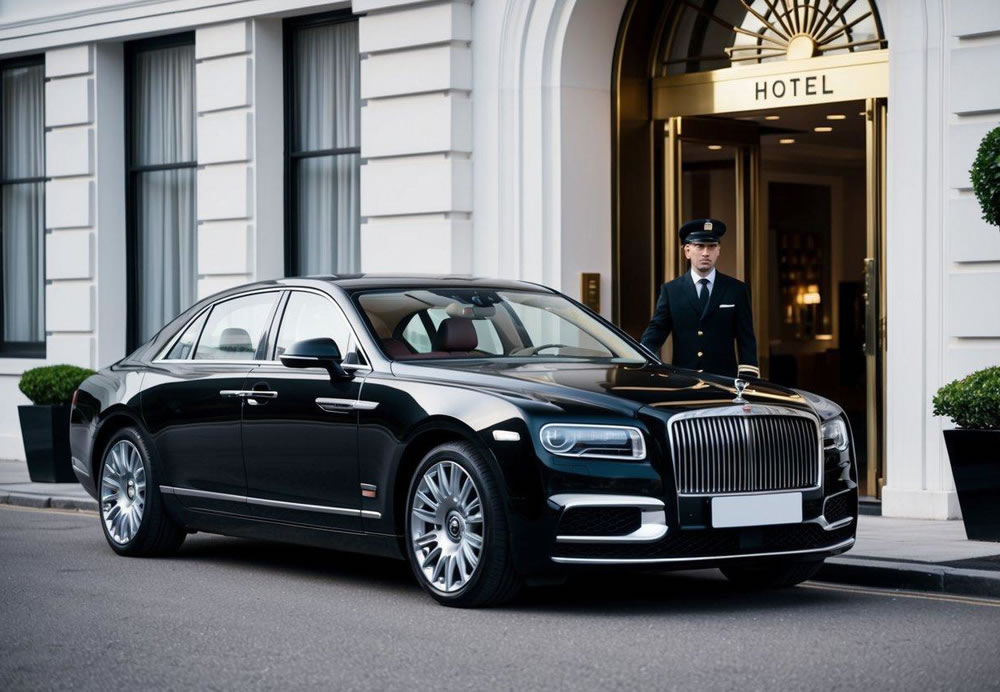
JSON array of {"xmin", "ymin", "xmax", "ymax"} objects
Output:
[{"xmin": 691, "ymin": 267, "xmax": 717, "ymax": 299}]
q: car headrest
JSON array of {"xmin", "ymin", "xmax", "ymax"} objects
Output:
[
  {"xmin": 219, "ymin": 327, "xmax": 253, "ymax": 353},
  {"xmin": 381, "ymin": 338, "xmax": 413, "ymax": 359},
  {"xmin": 433, "ymin": 318, "xmax": 478, "ymax": 352}
]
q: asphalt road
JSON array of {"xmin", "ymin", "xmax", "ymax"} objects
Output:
[{"xmin": 2, "ymin": 505, "xmax": 999, "ymax": 691}]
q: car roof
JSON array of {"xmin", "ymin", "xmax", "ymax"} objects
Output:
[{"xmin": 289, "ymin": 274, "xmax": 552, "ymax": 293}]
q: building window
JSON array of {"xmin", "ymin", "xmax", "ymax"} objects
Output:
[
  {"xmin": 126, "ymin": 34, "xmax": 197, "ymax": 348},
  {"xmin": 284, "ymin": 13, "xmax": 361, "ymax": 276},
  {"xmin": 0, "ymin": 56, "xmax": 46, "ymax": 358}
]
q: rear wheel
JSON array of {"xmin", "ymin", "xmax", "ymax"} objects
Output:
[
  {"xmin": 405, "ymin": 442, "xmax": 521, "ymax": 607},
  {"xmin": 720, "ymin": 559, "xmax": 824, "ymax": 589},
  {"xmin": 98, "ymin": 427, "xmax": 185, "ymax": 557}
]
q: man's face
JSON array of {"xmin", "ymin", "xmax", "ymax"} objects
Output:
[{"xmin": 684, "ymin": 242, "xmax": 720, "ymax": 273}]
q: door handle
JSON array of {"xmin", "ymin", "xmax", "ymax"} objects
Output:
[{"xmin": 219, "ymin": 389, "xmax": 278, "ymax": 402}]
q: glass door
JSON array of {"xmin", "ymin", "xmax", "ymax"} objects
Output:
[{"xmin": 663, "ymin": 117, "xmax": 762, "ymax": 367}]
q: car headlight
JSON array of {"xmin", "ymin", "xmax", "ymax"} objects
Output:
[
  {"xmin": 821, "ymin": 418, "xmax": 849, "ymax": 452},
  {"xmin": 539, "ymin": 424, "xmax": 646, "ymax": 460}
]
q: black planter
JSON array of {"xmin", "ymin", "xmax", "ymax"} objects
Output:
[
  {"xmin": 943, "ymin": 429, "xmax": 1000, "ymax": 542},
  {"xmin": 17, "ymin": 404, "xmax": 76, "ymax": 483}
]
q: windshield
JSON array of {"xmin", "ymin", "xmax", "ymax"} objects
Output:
[{"xmin": 356, "ymin": 288, "xmax": 647, "ymax": 363}]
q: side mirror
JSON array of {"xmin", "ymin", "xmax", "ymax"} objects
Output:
[{"xmin": 280, "ymin": 337, "xmax": 351, "ymax": 380}]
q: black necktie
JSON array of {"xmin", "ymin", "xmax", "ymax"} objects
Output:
[{"xmin": 698, "ymin": 278, "xmax": 710, "ymax": 316}]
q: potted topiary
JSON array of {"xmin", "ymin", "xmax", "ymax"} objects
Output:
[
  {"xmin": 17, "ymin": 364, "xmax": 95, "ymax": 483},
  {"xmin": 970, "ymin": 126, "xmax": 1000, "ymax": 228},
  {"xmin": 932, "ymin": 366, "xmax": 1000, "ymax": 542}
]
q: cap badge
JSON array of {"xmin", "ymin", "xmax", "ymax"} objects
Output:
[{"xmin": 704, "ymin": 221, "xmax": 713, "ymax": 231}]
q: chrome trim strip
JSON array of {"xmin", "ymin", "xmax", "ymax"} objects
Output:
[
  {"xmin": 667, "ymin": 405, "xmax": 823, "ymax": 496},
  {"xmin": 71, "ymin": 456, "xmax": 90, "ymax": 476},
  {"xmin": 159, "ymin": 485, "xmax": 246, "ymax": 503},
  {"xmin": 551, "ymin": 537, "xmax": 855, "ymax": 565},
  {"xmin": 160, "ymin": 485, "xmax": 382, "ymax": 520},
  {"xmin": 315, "ymin": 397, "xmax": 379, "ymax": 412},
  {"xmin": 247, "ymin": 496, "xmax": 359, "ymax": 517},
  {"xmin": 550, "ymin": 494, "xmax": 669, "ymax": 544}
]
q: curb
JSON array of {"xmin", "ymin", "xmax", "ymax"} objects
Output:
[
  {"xmin": 818, "ymin": 556, "xmax": 1000, "ymax": 599},
  {"xmin": 0, "ymin": 490, "xmax": 98, "ymax": 513}
]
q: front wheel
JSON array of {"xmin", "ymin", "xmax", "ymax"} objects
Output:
[
  {"xmin": 404, "ymin": 442, "xmax": 521, "ymax": 607},
  {"xmin": 720, "ymin": 559, "xmax": 824, "ymax": 589},
  {"xmin": 98, "ymin": 427, "xmax": 186, "ymax": 557}
]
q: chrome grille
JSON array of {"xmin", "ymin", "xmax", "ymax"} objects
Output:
[{"xmin": 669, "ymin": 414, "xmax": 820, "ymax": 495}]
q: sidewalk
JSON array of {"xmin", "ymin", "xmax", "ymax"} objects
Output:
[
  {"xmin": 0, "ymin": 459, "xmax": 97, "ymax": 511},
  {"xmin": 818, "ymin": 514, "xmax": 1000, "ymax": 598},
  {"xmin": 2, "ymin": 458, "xmax": 998, "ymax": 597}
]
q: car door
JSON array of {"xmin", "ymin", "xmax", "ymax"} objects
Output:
[
  {"xmin": 241, "ymin": 289, "xmax": 367, "ymax": 531},
  {"xmin": 141, "ymin": 290, "xmax": 281, "ymax": 511}
]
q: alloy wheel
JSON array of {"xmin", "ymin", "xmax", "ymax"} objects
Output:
[
  {"xmin": 410, "ymin": 460, "xmax": 485, "ymax": 593},
  {"xmin": 100, "ymin": 440, "xmax": 147, "ymax": 545}
]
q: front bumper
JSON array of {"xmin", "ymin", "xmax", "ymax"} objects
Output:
[{"xmin": 545, "ymin": 490, "xmax": 856, "ymax": 567}]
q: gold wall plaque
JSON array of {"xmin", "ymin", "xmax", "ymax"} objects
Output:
[{"xmin": 581, "ymin": 273, "xmax": 600, "ymax": 313}]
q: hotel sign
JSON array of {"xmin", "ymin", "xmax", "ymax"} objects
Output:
[{"xmin": 652, "ymin": 51, "xmax": 888, "ymax": 119}]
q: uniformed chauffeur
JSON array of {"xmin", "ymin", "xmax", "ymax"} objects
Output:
[{"xmin": 640, "ymin": 218, "xmax": 760, "ymax": 379}]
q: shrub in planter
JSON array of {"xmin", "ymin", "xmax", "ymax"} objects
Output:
[
  {"xmin": 932, "ymin": 366, "xmax": 1000, "ymax": 541},
  {"xmin": 970, "ymin": 126, "xmax": 1000, "ymax": 228},
  {"xmin": 18, "ymin": 364, "xmax": 95, "ymax": 483}
]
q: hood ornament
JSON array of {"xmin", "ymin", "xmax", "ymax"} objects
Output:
[{"xmin": 733, "ymin": 378, "xmax": 749, "ymax": 406}]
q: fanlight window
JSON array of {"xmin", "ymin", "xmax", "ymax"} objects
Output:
[{"xmin": 659, "ymin": 0, "xmax": 886, "ymax": 76}]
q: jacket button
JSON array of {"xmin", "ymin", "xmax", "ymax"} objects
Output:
[{"xmin": 697, "ymin": 351, "xmax": 703, "ymax": 357}]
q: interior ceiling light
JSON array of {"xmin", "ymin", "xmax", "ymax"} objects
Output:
[
  {"xmin": 814, "ymin": 126, "xmax": 833, "ymax": 132},
  {"xmin": 826, "ymin": 114, "xmax": 846, "ymax": 120},
  {"xmin": 779, "ymin": 138, "xmax": 795, "ymax": 144},
  {"xmin": 707, "ymin": 144, "xmax": 723, "ymax": 150},
  {"xmin": 764, "ymin": 115, "xmax": 781, "ymax": 121}
]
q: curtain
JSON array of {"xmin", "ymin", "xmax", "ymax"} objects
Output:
[
  {"xmin": 132, "ymin": 44, "xmax": 197, "ymax": 342},
  {"xmin": 1, "ymin": 63, "xmax": 45, "ymax": 344},
  {"xmin": 293, "ymin": 21, "xmax": 360, "ymax": 275}
]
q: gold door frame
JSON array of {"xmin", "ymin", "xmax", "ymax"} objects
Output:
[{"xmin": 864, "ymin": 97, "xmax": 887, "ymax": 497}]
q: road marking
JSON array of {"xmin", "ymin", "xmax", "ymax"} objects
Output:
[
  {"xmin": 804, "ymin": 581, "xmax": 1000, "ymax": 608},
  {"xmin": 0, "ymin": 503, "xmax": 96, "ymax": 517}
]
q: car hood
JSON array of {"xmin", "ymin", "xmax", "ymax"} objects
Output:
[{"xmin": 390, "ymin": 360, "xmax": 815, "ymax": 417}]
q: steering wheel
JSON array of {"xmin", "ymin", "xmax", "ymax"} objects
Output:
[{"xmin": 513, "ymin": 343, "xmax": 572, "ymax": 356}]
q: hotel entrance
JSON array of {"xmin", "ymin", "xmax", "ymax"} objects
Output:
[{"xmin": 613, "ymin": 0, "xmax": 888, "ymax": 498}]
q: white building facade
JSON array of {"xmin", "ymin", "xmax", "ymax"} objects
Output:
[{"xmin": 0, "ymin": 0, "xmax": 997, "ymax": 520}]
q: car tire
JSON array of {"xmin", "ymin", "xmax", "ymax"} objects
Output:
[
  {"xmin": 98, "ymin": 426, "xmax": 186, "ymax": 557},
  {"xmin": 720, "ymin": 559, "xmax": 824, "ymax": 589},
  {"xmin": 404, "ymin": 441, "xmax": 522, "ymax": 608}
]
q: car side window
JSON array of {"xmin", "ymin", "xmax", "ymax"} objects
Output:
[
  {"xmin": 275, "ymin": 292, "xmax": 354, "ymax": 359},
  {"xmin": 164, "ymin": 310, "xmax": 208, "ymax": 359},
  {"xmin": 193, "ymin": 292, "xmax": 278, "ymax": 361}
]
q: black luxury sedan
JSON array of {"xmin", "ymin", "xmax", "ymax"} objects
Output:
[{"xmin": 70, "ymin": 275, "xmax": 858, "ymax": 607}]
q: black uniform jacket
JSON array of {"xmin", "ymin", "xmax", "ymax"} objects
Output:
[{"xmin": 640, "ymin": 272, "xmax": 759, "ymax": 379}]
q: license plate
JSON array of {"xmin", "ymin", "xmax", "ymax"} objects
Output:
[{"xmin": 711, "ymin": 492, "xmax": 802, "ymax": 529}]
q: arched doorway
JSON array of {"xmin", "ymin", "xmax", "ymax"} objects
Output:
[{"xmin": 613, "ymin": 0, "xmax": 888, "ymax": 499}]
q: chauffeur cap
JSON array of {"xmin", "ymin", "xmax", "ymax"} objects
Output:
[{"xmin": 679, "ymin": 218, "xmax": 727, "ymax": 245}]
